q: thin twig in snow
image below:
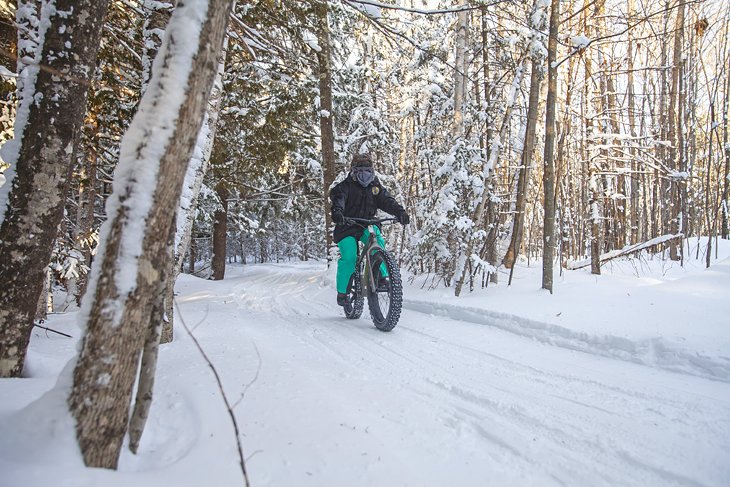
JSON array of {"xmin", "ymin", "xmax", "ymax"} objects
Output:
[
  {"xmin": 33, "ymin": 322, "xmax": 72, "ymax": 338},
  {"xmin": 175, "ymin": 300, "xmax": 251, "ymax": 487},
  {"xmin": 233, "ymin": 342, "xmax": 262, "ymax": 410}
]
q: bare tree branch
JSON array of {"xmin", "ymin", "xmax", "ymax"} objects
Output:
[{"xmin": 176, "ymin": 300, "xmax": 251, "ymax": 487}]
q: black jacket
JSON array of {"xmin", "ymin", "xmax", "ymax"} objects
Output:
[{"xmin": 330, "ymin": 175, "xmax": 405, "ymax": 243}]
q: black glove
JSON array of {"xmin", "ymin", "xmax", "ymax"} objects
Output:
[
  {"xmin": 332, "ymin": 211, "xmax": 345, "ymax": 224},
  {"xmin": 398, "ymin": 211, "xmax": 410, "ymax": 225}
]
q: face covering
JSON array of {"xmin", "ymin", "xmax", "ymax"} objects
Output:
[{"xmin": 352, "ymin": 166, "xmax": 374, "ymax": 187}]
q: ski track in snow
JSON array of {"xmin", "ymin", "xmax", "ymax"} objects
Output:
[{"xmin": 171, "ymin": 263, "xmax": 730, "ymax": 487}]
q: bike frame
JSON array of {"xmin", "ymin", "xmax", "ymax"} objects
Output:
[{"xmin": 346, "ymin": 217, "xmax": 397, "ymax": 297}]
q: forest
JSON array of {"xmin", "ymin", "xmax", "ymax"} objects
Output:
[{"xmin": 0, "ymin": 0, "xmax": 728, "ymax": 472}]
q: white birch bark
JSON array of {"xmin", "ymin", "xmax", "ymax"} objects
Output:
[{"xmin": 453, "ymin": 2, "xmax": 468, "ymax": 133}]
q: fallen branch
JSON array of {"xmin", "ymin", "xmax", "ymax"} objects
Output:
[
  {"xmin": 566, "ymin": 234, "xmax": 683, "ymax": 270},
  {"xmin": 175, "ymin": 300, "xmax": 251, "ymax": 487}
]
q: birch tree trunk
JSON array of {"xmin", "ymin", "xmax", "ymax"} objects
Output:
[
  {"xmin": 453, "ymin": 2, "xmax": 468, "ymax": 133},
  {"xmin": 542, "ymin": 0, "xmax": 559, "ymax": 293},
  {"xmin": 0, "ymin": 0, "xmax": 109, "ymax": 378},
  {"xmin": 69, "ymin": 0, "xmax": 233, "ymax": 468}
]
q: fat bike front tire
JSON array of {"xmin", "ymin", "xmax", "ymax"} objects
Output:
[
  {"xmin": 367, "ymin": 249, "xmax": 402, "ymax": 332},
  {"xmin": 343, "ymin": 269, "xmax": 364, "ymax": 319}
]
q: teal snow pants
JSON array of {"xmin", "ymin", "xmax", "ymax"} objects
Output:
[{"xmin": 336, "ymin": 226, "xmax": 388, "ymax": 294}]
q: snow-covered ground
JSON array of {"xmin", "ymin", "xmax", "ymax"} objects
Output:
[{"xmin": 1, "ymin": 237, "xmax": 729, "ymax": 487}]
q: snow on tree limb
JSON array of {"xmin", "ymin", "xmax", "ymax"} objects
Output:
[
  {"xmin": 81, "ymin": 0, "xmax": 210, "ymax": 328},
  {"xmin": 566, "ymin": 234, "xmax": 684, "ymax": 270}
]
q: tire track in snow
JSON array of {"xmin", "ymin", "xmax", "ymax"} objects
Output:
[
  {"xmin": 223, "ymin": 264, "xmax": 730, "ymax": 487},
  {"xmin": 404, "ymin": 298, "xmax": 730, "ymax": 383}
]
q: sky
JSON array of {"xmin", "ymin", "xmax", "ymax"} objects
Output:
[{"xmin": 1, "ymin": 236, "xmax": 728, "ymax": 487}]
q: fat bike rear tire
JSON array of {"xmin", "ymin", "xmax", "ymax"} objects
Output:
[{"xmin": 367, "ymin": 249, "xmax": 402, "ymax": 332}]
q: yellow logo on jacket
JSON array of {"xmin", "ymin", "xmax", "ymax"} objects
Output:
[{"xmin": 372, "ymin": 186, "xmax": 380, "ymax": 195}]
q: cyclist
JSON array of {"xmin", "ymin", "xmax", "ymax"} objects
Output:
[{"xmin": 330, "ymin": 153, "xmax": 409, "ymax": 306}]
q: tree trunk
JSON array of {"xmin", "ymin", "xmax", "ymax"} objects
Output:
[
  {"xmin": 0, "ymin": 0, "xmax": 109, "ymax": 378},
  {"xmin": 667, "ymin": 1, "xmax": 685, "ymax": 260},
  {"xmin": 141, "ymin": 0, "xmax": 173, "ymax": 95},
  {"xmin": 453, "ymin": 2, "xmax": 468, "ymax": 133},
  {"xmin": 722, "ymin": 67, "xmax": 730, "ymax": 240},
  {"xmin": 586, "ymin": 0, "xmax": 605, "ymax": 275},
  {"xmin": 481, "ymin": 7, "xmax": 498, "ymax": 285},
  {"xmin": 655, "ymin": 4, "xmax": 670, "ymax": 240},
  {"xmin": 189, "ymin": 233, "xmax": 197, "ymax": 272},
  {"xmin": 590, "ymin": 175, "xmax": 602, "ymax": 275},
  {"xmin": 627, "ymin": 0, "xmax": 640, "ymax": 245},
  {"xmin": 165, "ymin": 14, "xmax": 232, "ymax": 341},
  {"xmin": 68, "ymin": 0, "xmax": 233, "ymax": 468},
  {"xmin": 315, "ymin": 1, "xmax": 336, "ymax": 254},
  {"xmin": 211, "ymin": 184, "xmax": 229, "ymax": 280},
  {"xmin": 35, "ymin": 265, "xmax": 51, "ymax": 320},
  {"xmin": 503, "ymin": 59, "xmax": 541, "ymax": 271},
  {"xmin": 453, "ymin": 58, "xmax": 527, "ymax": 296},
  {"xmin": 542, "ymin": 0, "xmax": 559, "ymax": 293},
  {"xmin": 75, "ymin": 124, "xmax": 99, "ymax": 303}
]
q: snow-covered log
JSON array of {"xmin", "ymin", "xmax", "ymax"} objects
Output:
[{"xmin": 566, "ymin": 234, "xmax": 684, "ymax": 270}]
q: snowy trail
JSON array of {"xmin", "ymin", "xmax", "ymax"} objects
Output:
[{"xmin": 169, "ymin": 263, "xmax": 730, "ymax": 487}]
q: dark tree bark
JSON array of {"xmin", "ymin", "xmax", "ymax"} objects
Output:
[
  {"xmin": 315, "ymin": 0, "xmax": 336, "ymax": 253},
  {"xmin": 0, "ymin": 0, "xmax": 109, "ymax": 377},
  {"xmin": 211, "ymin": 184, "xmax": 229, "ymax": 280},
  {"xmin": 68, "ymin": 0, "xmax": 233, "ymax": 468}
]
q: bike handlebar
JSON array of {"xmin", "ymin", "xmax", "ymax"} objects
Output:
[{"xmin": 343, "ymin": 217, "xmax": 399, "ymax": 226}]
